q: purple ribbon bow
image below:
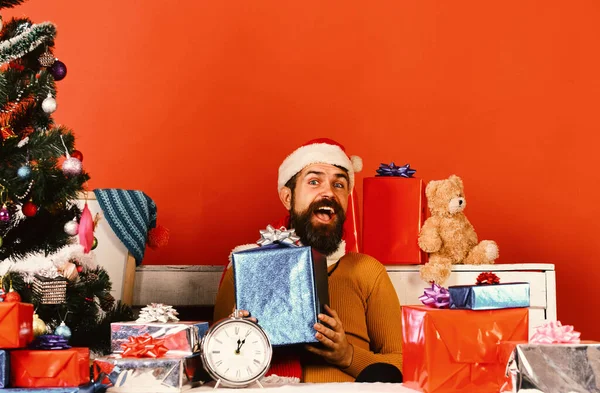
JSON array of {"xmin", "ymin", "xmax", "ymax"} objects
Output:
[
  {"xmin": 418, "ymin": 283, "xmax": 450, "ymax": 308},
  {"xmin": 29, "ymin": 334, "xmax": 72, "ymax": 350},
  {"xmin": 376, "ymin": 162, "xmax": 416, "ymax": 178}
]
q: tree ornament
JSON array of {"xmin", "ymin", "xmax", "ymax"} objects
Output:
[
  {"xmin": 22, "ymin": 200, "xmax": 38, "ymax": 217},
  {"xmin": 60, "ymin": 135, "xmax": 82, "ymax": 176},
  {"xmin": 5, "ymin": 289, "xmax": 21, "ymax": 302},
  {"xmin": 92, "ymin": 236, "xmax": 98, "ymax": 250},
  {"xmin": 0, "ymin": 205, "xmax": 9, "ymax": 222},
  {"xmin": 17, "ymin": 165, "xmax": 31, "ymax": 179},
  {"xmin": 38, "ymin": 51, "xmax": 55, "ymax": 67},
  {"xmin": 54, "ymin": 321, "xmax": 72, "ymax": 339},
  {"xmin": 33, "ymin": 313, "xmax": 48, "ymax": 337},
  {"xmin": 41, "ymin": 93, "xmax": 57, "ymax": 114},
  {"xmin": 78, "ymin": 202, "xmax": 93, "ymax": 253},
  {"xmin": 0, "ymin": 235, "xmax": 3, "ymax": 248},
  {"xmin": 71, "ymin": 150, "xmax": 83, "ymax": 162},
  {"xmin": 1, "ymin": 124, "xmax": 16, "ymax": 140},
  {"xmin": 50, "ymin": 60, "xmax": 67, "ymax": 81},
  {"xmin": 99, "ymin": 292, "xmax": 115, "ymax": 312},
  {"xmin": 60, "ymin": 261, "xmax": 79, "ymax": 281},
  {"xmin": 64, "ymin": 220, "xmax": 79, "ymax": 236}
]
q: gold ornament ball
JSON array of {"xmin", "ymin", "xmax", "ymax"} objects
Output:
[{"xmin": 33, "ymin": 313, "xmax": 48, "ymax": 337}]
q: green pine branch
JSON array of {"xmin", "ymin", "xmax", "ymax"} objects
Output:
[{"xmin": 0, "ymin": 0, "xmax": 27, "ymax": 9}]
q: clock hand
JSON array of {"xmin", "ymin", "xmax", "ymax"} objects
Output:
[{"xmin": 235, "ymin": 339, "xmax": 242, "ymax": 354}]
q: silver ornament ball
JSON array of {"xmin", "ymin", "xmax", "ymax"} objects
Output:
[
  {"xmin": 64, "ymin": 220, "xmax": 79, "ymax": 236},
  {"xmin": 42, "ymin": 94, "xmax": 57, "ymax": 114},
  {"xmin": 54, "ymin": 321, "xmax": 72, "ymax": 339},
  {"xmin": 62, "ymin": 157, "xmax": 82, "ymax": 176},
  {"xmin": 17, "ymin": 165, "xmax": 31, "ymax": 179}
]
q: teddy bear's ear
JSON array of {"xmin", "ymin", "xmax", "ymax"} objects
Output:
[
  {"xmin": 425, "ymin": 180, "xmax": 440, "ymax": 200},
  {"xmin": 449, "ymin": 174, "xmax": 464, "ymax": 190}
]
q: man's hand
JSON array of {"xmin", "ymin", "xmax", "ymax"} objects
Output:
[
  {"xmin": 305, "ymin": 305, "xmax": 354, "ymax": 368},
  {"xmin": 230, "ymin": 308, "xmax": 257, "ymax": 323}
]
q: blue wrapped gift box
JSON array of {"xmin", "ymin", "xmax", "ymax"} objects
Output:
[
  {"xmin": 0, "ymin": 349, "xmax": 8, "ymax": 389},
  {"xmin": 448, "ymin": 282, "xmax": 530, "ymax": 310},
  {"xmin": 232, "ymin": 244, "xmax": 329, "ymax": 346}
]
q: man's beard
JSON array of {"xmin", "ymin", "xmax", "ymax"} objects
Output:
[{"xmin": 289, "ymin": 198, "xmax": 346, "ymax": 256}]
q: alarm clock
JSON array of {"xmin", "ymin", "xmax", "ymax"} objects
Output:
[{"xmin": 201, "ymin": 310, "xmax": 273, "ymax": 388}]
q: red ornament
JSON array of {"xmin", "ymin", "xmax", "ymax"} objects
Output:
[
  {"xmin": 476, "ymin": 272, "xmax": 500, "ymax": 285},
  {"xmin": 120, "ymin": 334, "xmax": 168, "ymax": 358},
  {"xmin": 22, "ymin": 201, "xmax": 38, "ymax": 217},
  {"xmin": 76, "ymin": 265, "xmax": 83, "ymax": 273},
  {"xmin": 71, "ymin": 150, "xmax": 83, "ymax": 162},
  {"xmin": 5, "ymin": 290, "xmax": 22, "ymax": 302},
  {"xmin": 148, "ymin": 224, "xmax": 170, "ymax": 249}
]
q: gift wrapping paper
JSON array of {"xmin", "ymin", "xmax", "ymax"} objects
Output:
[
  {"xmin": 93, "ymin": 353, "xmax": 202, "ymax": 393},
  {"xmin": 402, "ymin": 305, "xmax": 529, "ymax": 393},
  {"xmin": 362, "ymin": 177, "xmax": 426, "ymax": 264},
  {"xmin": 111, "ymin": 321, "xmax": 208, "ymax": 354},
  {"xmin": 448, "ymin": 282, "xmax": 530, "ymax": 310},
  {"xmin": 0, "ymin": 302, "xmax": 34, "ymax": 349},
  {"xmin": 0, "ymin": 349, "xmax": 9, "ymax": 388},
  {"xmin": 10, "ymin": 347, "xmax": 90, "ymax": 388},
  {"xmin": 232, "ymin": 244, "xmax": 329, "ymax": 346},
  {"xmin": 501, "ymin": 342, "xmax": 600, "ymax": 393}
]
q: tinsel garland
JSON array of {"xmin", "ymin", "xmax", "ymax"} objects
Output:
[{"xmin": 0, "ymin": 22, "xmax": 56, "ymax": 65}]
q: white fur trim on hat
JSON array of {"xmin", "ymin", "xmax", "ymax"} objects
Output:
[{"xmin": 278, "ymin": 143, "xmax": 362, "ymax": 192}]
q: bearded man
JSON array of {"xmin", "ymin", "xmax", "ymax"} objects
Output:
[{"xmin": 213, "ymin": 139, "xmax": 403, "ymax": 383}]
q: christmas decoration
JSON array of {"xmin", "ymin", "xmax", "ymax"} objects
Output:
[
  {"xmin": 120, "ymin": 334, "xmax": 168, "ymax": 358},
  {"xmin": 38, "ymin": 51, "xmax": 55, "ymax": 67},
  {"xmin": 418, "ymin": 283, "xmax": 450, "ymax": 308},
  {"xmin": 33, "ymin": 313, "xmax": 48, "ymax": 336},
  {"xmin": 71, "ymin": 149, "xmax": 83, "ymax": 162},
  {"xmin": 41, "ymin": 93, "xmax": 57, "ymax": 113},
  {"xmin": 99, "ymin": 292, "xmax": 115, "ymax": 312},
  {"xmin": 0, "ymin": 286, "xmax": 5, "ymax": 301},
  {"xmin": 92, "ymin": 236, "xmax": 98, "ymax": 250},
  {"xmin": 375, "ymin": 162, "xmax": 417, "ymax": 178},
  {"xmin": 5, "ymin": 289, "xmax": 21, "ymax": 302},
  {"xmin": 22, "ymin": 200, "xmax": 38, "ymax": 217},
  {"xmin": 529, "ymin": 321, "xmax": 581, "ymax": 344},
  {"xmin": 0, "ymin": 205, "xmax": 9, "ymax": 221},
  {"xmin": 54, "ymin": 321, "xmax": 72, "ymax": 339},
  {"xmin": 63, "ymin": 219, "xmax": 79, "ymax": 236},
  {"xmin": 476, "ymin": 272, "xmax": 501, "ymax": 285},
  {"xmin": 17, "ymin": 165, "xmax": 31, "ymax": 179},
  {"xmin": 59, "ymin": 261, "xmax": 78, "ymax": 281},
  {"xmin": 62, "ymin": 156, "xmax": 82, "ymax": 176},
  {"xmin": 136, "ymin": 303, "xmax": 180, "ymax": 323},
  {"xmin": 29, "ymin": 334, "xmax": 71, "ymax": 349},
  {"xmin": 79, "ymin": 202, "xmax": 93, "ymax": 252},
  {"xmin": 33, "ymin": 274, "xmax": 67, "ymax": 303},
  {"xmin": 0, "ymin": 236, "xmax": 3, "ymax": 248},
  {"xmin": 50, "ymin": 59, "xmax": 67, "ymax": 80}
]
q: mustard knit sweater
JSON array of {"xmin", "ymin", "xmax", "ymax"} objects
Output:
[{"xmin": 213, "ymin": 252, "xmax": 403, "ymax": 382}]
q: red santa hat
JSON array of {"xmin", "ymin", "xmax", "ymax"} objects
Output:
[{"xmin": 277, "ymin": 138, "xmax": 363, "ymax": 192}]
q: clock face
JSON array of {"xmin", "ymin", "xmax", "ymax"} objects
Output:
[{"xmin": 204, "ymin": 319, "xmax": 271, "ymax": 385}]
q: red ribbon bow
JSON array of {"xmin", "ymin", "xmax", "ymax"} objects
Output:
[
  {"xmin": 120, "ymin": 334, "xmax": 168, "ymax": 358},
  {"xmin": 476, "ymin": 272, "xmax": 500, "ymax": 285}
]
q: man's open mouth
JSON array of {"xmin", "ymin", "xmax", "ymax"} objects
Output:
[{"xmin": 313, "ymin": 206, "xmax": 336, "ymax": 223}]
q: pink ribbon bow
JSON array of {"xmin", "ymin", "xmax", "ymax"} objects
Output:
[
  {"xmin": 418, "ymin": 283, "xmax": 450, "ymax": 308},
  {"xmin": 530, "ymin": 321, "xmax": 581, "ymax": 344}
]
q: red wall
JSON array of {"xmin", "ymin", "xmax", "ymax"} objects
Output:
[{"xmin": 6, "ymin": 1, "xmax": 599, "ymax": 338}]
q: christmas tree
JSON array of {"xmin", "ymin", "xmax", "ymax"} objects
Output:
[{"xmin": 0, "ymin": 0, "xmax": 132, "ymax": 354}]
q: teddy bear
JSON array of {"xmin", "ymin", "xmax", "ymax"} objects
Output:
[{"xmin": 418, "ymin": 174, "xmax": 499, "ymax": 284}]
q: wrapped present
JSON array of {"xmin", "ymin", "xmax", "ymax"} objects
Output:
[
  {"xmin": 32, "ymin": 274, "xmax": 67, "ymax": 304},
  {"xmin": 1, "ymin": 380, "xmax": 108, "ymax": 392},
  {"xmin": 111, "ymin": 321, "xmax": 208, "ymax": 355},
  {"xmin": 10, "ymin": 347, "xmax": 90, "ymax": 388},
  {"xmin": 0, "ymin": 349, "xmax": 9, "ymax": 388},
  {"xmin": 363, "ymin": 167, "xmax": 426, "ymax": 264},
  {"xmin": 0, "ymin": 302, "xmax": 34, "ymax": 348},
  {"xmin": 93, "ymin": 353, "xmax": 203, "ymax": 393},
  {"xmin": 402, "ymin": 305, "xmax": 528, "ymax": 393},
  {"xmin": 448, "ymin": 274, "xmax": 530, "ymax": 310},
  {"xmin": 232, "ymin": 227, "xmax": 329, "ymax": 346}
]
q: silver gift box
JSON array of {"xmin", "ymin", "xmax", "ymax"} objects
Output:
[
  {"xmin": 111, "ymin": 321, "xmax": 208, "ymax": 355},
  {"xmin": 94, "ymin": 353, "xmax": 203, "ymax": 393},
  {"xmin": 505, "ymin": 343, "xmax": 600, "ymax": 393}
]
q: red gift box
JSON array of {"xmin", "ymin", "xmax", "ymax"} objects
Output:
[
  {"xmin": 0, "ymin": 302, "xmax": 34, "ymax": 348},
  {"xmin": 362, "ymin": 177, "xmax": 426, "ymax": 264},
  {"xmin": 402, "ymin": 305, "xmax": 529, "ymax": 393},
  {"xmin": 10, "ymin": 347, "xmax": 90, "ymax": 387}
]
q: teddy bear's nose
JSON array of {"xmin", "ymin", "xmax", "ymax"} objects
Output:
[{"xmin": 458, "ymin": 199, "xmax": 463, "ymax": 205}]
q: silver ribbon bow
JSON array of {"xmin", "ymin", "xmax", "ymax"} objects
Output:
[{"xmin": 257, "ymin": 225, "xmax": 300, "ymax": 246}]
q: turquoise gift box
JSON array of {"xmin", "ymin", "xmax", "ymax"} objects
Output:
[{"xmin": 448, "ymin": 282, "xmax": 530, "ymax": 310}]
